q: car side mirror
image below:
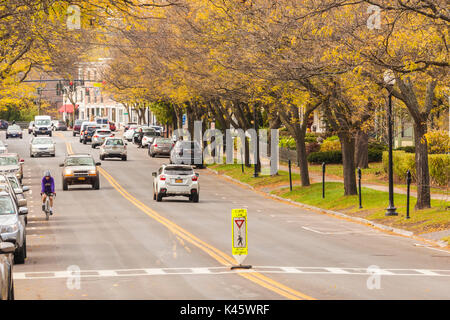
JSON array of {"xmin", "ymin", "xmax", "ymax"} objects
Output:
[
  {"xmin": 0, "ymin": 242, "xmax": 15, "ymax": 254},
  {"xmin": 22, "ymin": 186, "xmax": 30, "ymax": 192},
  {"xmin": 18, "ymin": 200, "xmax": 27, "ymax": 209},
  {"xmin": 96, "ymin": 162, "xmax": 101, "ymax": 166},
  {"xmin": 152, "ymin": 172, "xmax": 157, "ymax": 177},
  {"xmin": 59, "ymin": 163, "xmax": 64, "ymax": 167}
]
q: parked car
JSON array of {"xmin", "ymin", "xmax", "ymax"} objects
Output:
[
  {"xmin": 109, "ymin": 122, "xmax": 116, "ymax": 132},
  {"xmin": 152, "ymin": 164, "xmax": 200, "ymax": 202},
  {"xmin": 0, "ymin": 154, "xmax": 24, "ymax": 184},
  {"xmin": 5, "ymin": 124, "xmax": 22, "ymax": 139},
  {"xmin": 29, "ymin": 136, "xmax": 56, "ymax": 157},
  {"xmin": 148, "ymin": 138, "xmax": 174, "ymax": 157},
  {"xmin": 170, "ymin": 141, "xmax": 203, "ymax": 168},
  {"xmin": 51, "ymin": 120, "xmax": 59, "ymax": 130},
  {"xmin": 91, "ymin": 129, "xmax": 114, "ymax": 148},
  {"xmin": 82, "ymin": 125, "xmax": 101, "ymax": 144},
  {"xmin": 124, "ymin": 122, "xmax": 137, "ymax": 132},
  {"xmin": 0, "ymin": 175, "xmax": 27, "ymax": 208},
  {"xmin": 54, "ymin": 120, "xmax": 67, "ymax": 131},
  {"xmin": 79, "ymin": 121, "xmax": 97, "ymax": 142},
  {"xmin": 100, "ymin": 138, "xmax": 127, "ymax": 161},
  {"xmin": 141, "ymin": 130, "xmax": 161, "ymax": 148},
  {"xmin": 123, "ymin": 127, "xmax": 138, "ymax": 142},
  {"xmin": 133, "ymin": 127, "xmax": 160, "ymax": 147},
  {"xmin": 95, "ymin": 117, "xmax": 109, "ymax": 130},
  {"xmin": 0, "ymin": 141, "xmax": 7, "ymax": 155},
  {"xmin": 60, "ymin": 154, "xmax": 101, "ymax": 190},
  {"xmin": 0, "ymin": 120, "xmax": 8, "ymax": 130},
  {"xmin": 0, "ymin": 238, "xmax": 15, "ymax": 300},
  {"xmin": 28, "ymin": 121, "xmax": 34, "ymax": 134},
  {"xmin": 73, "ymin": 119, "xmax": 87, "ymax": 137},
  {"xmin": 0, "ymin": 189, "xmax": 27, "ymax": 264}
]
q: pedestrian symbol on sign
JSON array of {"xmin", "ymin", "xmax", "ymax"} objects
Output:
[{"xmin": 231, "ymin": 209, "xmax": 251, "ymax": 269}]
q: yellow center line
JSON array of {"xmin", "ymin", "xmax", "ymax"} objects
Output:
[{"xmin": 60, "ymin": 135, "xmax": 315, "ymax": 300}]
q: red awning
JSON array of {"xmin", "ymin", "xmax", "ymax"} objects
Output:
[{"xmin": 58, "ymin": 104, "xmax": 78, "ymax": 113}]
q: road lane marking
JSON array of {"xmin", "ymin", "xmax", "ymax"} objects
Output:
[
  {"xmin": 56, "ymin": 136, "xmax": 313, "ymax": 300},
  {"xmin": 14, "ymin": 266, "xmax": 450, "ymax": 280}
]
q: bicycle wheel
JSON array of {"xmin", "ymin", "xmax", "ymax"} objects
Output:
[{"xmin": 45, "ymin": 199, "xmax": 50, "ymax": 221}]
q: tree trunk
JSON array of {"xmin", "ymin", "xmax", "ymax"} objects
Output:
[
  {"xmin": 414, "ymin": 122, "xmax": 431, "ymax": 209},
  {"xmin": 339, "ymin": 134, "xmax": 357, "ymax": 195},
  {"xmin": 355, "ymin": 131, "xmax": 369, "ymax": 169},
  {"xmin": 295, "ymin": 133, "xmax": 310, "ymax": 187}
]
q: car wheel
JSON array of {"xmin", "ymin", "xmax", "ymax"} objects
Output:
[
  {"xmin": 63, "ymin": 179, "xmax": 68, "ymax": 191},
  {"xmin": 153, "ymin": 191, "xmax": 156, "ymax": 200},
  {"xmin": 83, "ymin": 139, "xmax": 86, "ymax": 144},
  {"xmin": 30, "ymin": 153, "xmax": 34, "ymax": 158},
  {"xmin": 193, "ymin": 194, "xmax": 199, "ymax": 203},
  {"xmin": 73, "ymin": 132, "xmax": 76, "ymax": 137},
  {"xmin": 52, "ymin": 153, "xmax": 55, "ymax": 157},
  {"xmin": 156, "ymin": 192, "xmax": 163, "ymax": 202},
  {"xmin": 49, "ymin": 132, "xmax": 52, "ymax": 137},
  {"xmin": 14, "ymin": 242, "xmax": 26, "ymax": 264},
  {"xmin": 93, "ymin": 178, "xmax": 100, "ymax": 190},
  {"xmin": 122, "ymin": 156, "xmax": 127, "ymax": 161},
  {"xmin": 91, "ymin": 144, "xmax": 95, "ymax": 149}
]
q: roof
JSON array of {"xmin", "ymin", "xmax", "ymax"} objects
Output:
[{"xmin": 66, "ymin": 153, "xmax": 92, "ymax": 158}]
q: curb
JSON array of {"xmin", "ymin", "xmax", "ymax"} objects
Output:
[{"xmin": 207, "ymin": 167, "xmax": 449, "ymax": 249}]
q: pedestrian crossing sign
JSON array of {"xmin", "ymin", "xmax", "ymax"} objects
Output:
[{"xmin": 232, "ymin": 209, "xmax": 248, "ymax": 264}]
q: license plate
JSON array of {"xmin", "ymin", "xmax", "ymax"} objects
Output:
[
  {"xmin": 175, "ymin": 179, "xmax": 183, "ymax": 183},
  {"xmin": 78, "ymin": 177, "xmax": 85, "ymax": 181}
]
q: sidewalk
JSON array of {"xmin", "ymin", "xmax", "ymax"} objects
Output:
[{"xmin": 270, "ymin": 160, "xmax": 449, "ymax": 201}]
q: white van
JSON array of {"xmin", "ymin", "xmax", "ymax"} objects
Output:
[
  {"xmin": 79, "ymin": 121, "xmax": 97, "ymax": 143},
  {"xmin": 33, "ymin": 115, "xmax": 52, "ymax": 136},
  {"xmin": 95, "ymin": 117, "xmax": 109, "ymax": 130}
]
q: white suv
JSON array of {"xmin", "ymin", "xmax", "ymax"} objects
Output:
[{"xmin": 152, "ymin": 165, "xmax": 199, "ymax": 202}]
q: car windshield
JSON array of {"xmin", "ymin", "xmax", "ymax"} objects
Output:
[
  {"xmin": 144, "ymin": 131, "xmax": 159, "ymax": 137},
  {"xmin": 35, "ymin": 119, "xmax": 51, "ymax": 125},
  {"xmin": 155, "ymin": 138, "xmax": 172, "ymax": 144},
  {"xmin": 96, "ymin": 130, "xmax": 111, "ymax": 135},
  {"xmin": 58, "ymin": 121, "xmax": 65, "ymax": 125},
  {"xmin": 178, "ymin": 141, "xmax": 201, "ymax": 150},
  {"xmin": 87, "ymin": 126, "xmax": 99, "ymax": 132},
  {"xmin": 0, "ymin": 195, "xmax": 15, "ymax": 215},
  {"xmin": 164, "ymin": 166, "xmax": 194, "ymax": 176},
  {"xmin": 75, "ymin": 120, "xmax": 85, "ymax": 125},
  {"xmin": 65, "ymin": 157, "xmax": 95, "ymax": 166},
  {"xmin": 96, "ymin": 119, "xmax": 108, "ymax": 124},
  {"xmin": 9, "ymin": 125, "xmax": 20, "ymax": 130},
  {"xmin": 0, "ymin": 156, "xmax": 18, "ymax": 165},
  {"xmin": 106, "ymin": 139, "xmax": 123, "ymax": 146},
  {"xmin": 32, "ymin": 138, "xmax": 52, "ymax": 144},
  {"xmin": 7, "ymin": 177, "xmax": 20, "ymax": 189}
]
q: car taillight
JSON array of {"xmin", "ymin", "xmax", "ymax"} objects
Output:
[
  {"xmin": 159, "ymin": 175, "xmax": 166, "ymax": 181},
  {"xmin": 85, "ymin": 130, "xmax": 88, "ymax": 134},
  {"xmin": 154, "ymin": 144, "xmax": 158, "ymax": 147},
  {"xmin": 94, "ymin": 135, "xmax": 99, "ymax": 138},
  {"xmin": 192, "ymin": 175, "xmax": 198, "ymax": 181}
]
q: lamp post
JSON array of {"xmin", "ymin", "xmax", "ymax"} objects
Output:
[
  {"xmin": 384, "ymin": 70, "xmax": 398, "ymax": 216},
  {"xmin": 253, "ymin": 104, "xmax": 260, "ymax": 178}
]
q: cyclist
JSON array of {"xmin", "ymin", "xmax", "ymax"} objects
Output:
[{"xmin": 41, "ymin": 170, "xmax": 55, "ymax": 215}]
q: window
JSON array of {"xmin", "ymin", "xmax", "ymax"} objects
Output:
[
  {"xmin": 66, "ymin": 157, "xmax": 95, "ymax": 166},
  {"xmin": 0, "ymin": 156, "xmax": 18, "ymax": 165},
  {"xmin": 0, "ymin": 196, "xmax": 15, "ymax": 215}
]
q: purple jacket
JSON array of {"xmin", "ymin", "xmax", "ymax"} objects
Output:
[{"xmin": 41, "ymin": 177, "xmax": 55, "ymax": 193}]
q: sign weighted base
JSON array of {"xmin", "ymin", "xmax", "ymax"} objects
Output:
[{"xmin": 230, "ymin": 264, "xmax": 252, "ymax": 270}]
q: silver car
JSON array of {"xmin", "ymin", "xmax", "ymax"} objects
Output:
[
  {"xmin": 5, "ymin": 125, "xmax": 22, "ymax": 139},
  {"xmin": 0, "ymin": 238, "xmax": 15, "ymax": 300},
  {"xmin": 148, "ymin": 138, "xmax": 174, "ymax": 157},
  {"xmin": 0, "ymin": 154, "xmax": 24, "ymax": 184},
  {"xmin": 0, "ymin": 190, "xmax": 27, "ymax": 264},
  {"xmin": 170, "ymin": 140, "xmax": 204, "ymax": 168},
  {"xmin": 30, "ymin": 136, "xmax": 55, "ymax": 157},
  {"xmin": 100, "ymin": 138, "xmax": 127, "ymax": 161},
  {"xmin": 91, "ymin": 129, "xmax": 114, "ymax": 148}
]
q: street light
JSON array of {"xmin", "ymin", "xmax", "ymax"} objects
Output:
[
  {"xmin": 384, "ymin": 70, "xmax": 398, "ymax": 216},
  {"xmin": 253, "ymin": 104, "xmax": 260, "ymax": 178}
]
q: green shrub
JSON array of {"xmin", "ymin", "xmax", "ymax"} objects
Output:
[
  {"xmin": 320, "ymin": 139, "xmax": 341, "ymax": 152},
  {"xmin": 279, "ymin": 137, "xmax": 296, "ymax": 149},
  {"xmin": 308, "ymin": 151, "xmax": 342, "ymax": 164},
  {"xmin": 396, "ymin": 146, "xmax": 415, "ymax": 153},
  {"xmin": 305, "ymin": 133, "xmax": 318, "ymax": 143},
  {"xmin": 324, "ymin": 135, "xmax": 339, "ymax": 142},
  {"xmin": 425, "ymin": 130, "xmax": 450, "ymax": 154},
  {"xmin": 382, "ymin": 151, "xmax": 450, "ymax": 186},
  {"xmin": 368, "ymin": 148, "xmax": 383, "ymax": 162}
]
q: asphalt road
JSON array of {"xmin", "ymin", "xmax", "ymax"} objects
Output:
[{"xmin": 6, "ymin": 130, "xmax": 450, "ymax": 300}]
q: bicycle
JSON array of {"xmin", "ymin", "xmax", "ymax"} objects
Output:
[{"xmin": 42, "ymin": 193, "xmax": 55, "ymax": 220}]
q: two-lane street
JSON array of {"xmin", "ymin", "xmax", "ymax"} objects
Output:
[{"xmin": 6, "ymin": 130, "xmax": 449, "ymax": 300}]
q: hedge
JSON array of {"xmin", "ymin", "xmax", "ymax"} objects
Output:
[
  {"xmin": 308, "ymin": 151, "xmax": 342, "ymax": 164},
  {"xmin": 395, "ymin": 146, "xmax": 415, "ymax": 153},
  {"xmin": 382, "ymin": 151, "xmax": 450, "ymax": 186}
]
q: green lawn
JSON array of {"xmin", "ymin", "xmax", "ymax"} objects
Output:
[
  {"xmin": 208, "ymin": 163, "xmax": 449, "ymax": 242},
  {"xmin": 272, "ymin": 182, "xmax": 449, "ymax": 236}
]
